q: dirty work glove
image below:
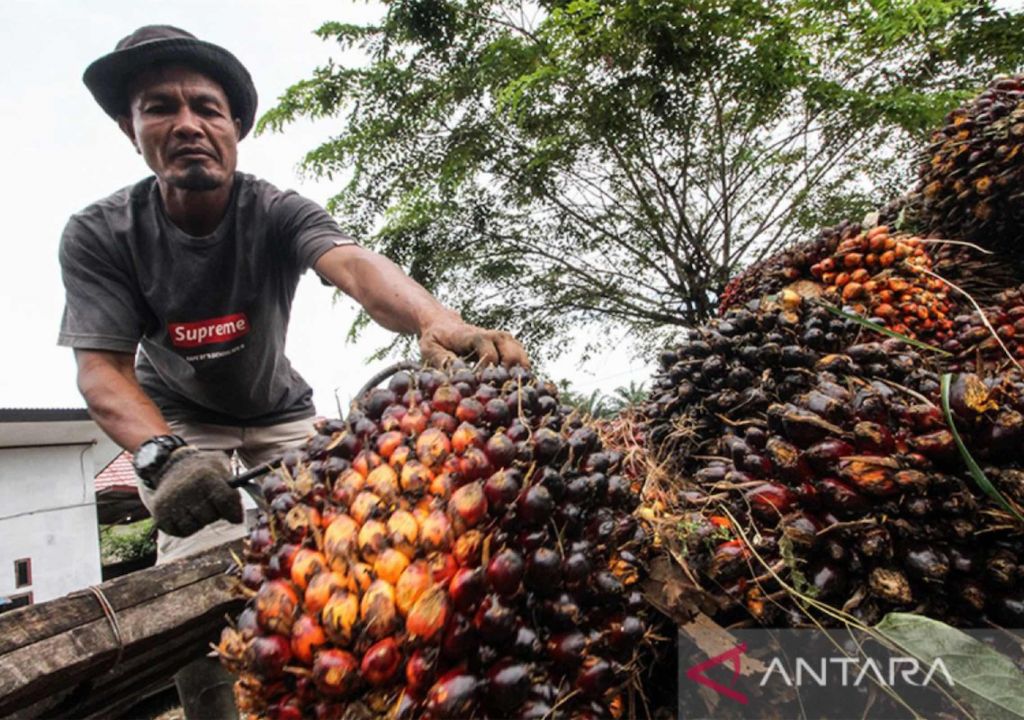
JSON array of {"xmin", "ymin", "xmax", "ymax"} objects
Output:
[{"xmin": 150, "ymin": 448, "xmax": 243, "ymax": 537}]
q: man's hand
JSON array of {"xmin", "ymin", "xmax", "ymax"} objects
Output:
[
  {"xmin": 150, "ymin": 447, "xmax": 243, "ymax": 537},
  {"xmin": 419, "ymin": 315, "xmax": 530, "ymax": 369}
]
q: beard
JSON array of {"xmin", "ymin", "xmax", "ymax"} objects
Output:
[{"xmin": 168, "ymin": 162, "xmax": 223, "ymax": 191}]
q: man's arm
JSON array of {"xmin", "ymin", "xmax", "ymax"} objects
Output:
[
  {"xmin": 314, "ymin": 245, "xmax": 530, "ymax": 368},
  {"xmin": 74, "ymin": 349, "xmax": 172, "ymax": 452},
  {"xmin": 74, "ymin": 348, "xmax": 242, "ymax": 536}
]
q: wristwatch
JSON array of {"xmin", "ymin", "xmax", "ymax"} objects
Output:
[{"xmin": 133, "ymin": 435, "xmax": 188, "ymax": 489}]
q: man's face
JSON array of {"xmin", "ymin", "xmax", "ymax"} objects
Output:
[{"xmin": 119, "ymin": 65, "xmax": 240, "ymax": 192}]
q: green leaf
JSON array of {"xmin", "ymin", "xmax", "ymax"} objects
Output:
[
  {"xmin": 939, "ymin": 373, "xmax": 1024, "ymax": 525},
  {"xmin": 876, "ymin": 613, "xmax": 1024, "ymax": 720}
]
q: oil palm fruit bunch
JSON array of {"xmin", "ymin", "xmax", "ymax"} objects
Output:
[
  {"xmin": 809, "ymin": 226, "xmax": 955, "ymax": 344},
  {"xmin": 916, "ymin": 75, "xmax": 1024, "ymax": 246},
  {"xmin": 643, "ymin": 295, "xmax": 1024, "ymax": 629},
  {"xmin": 647, "ymin": 292, "xmax": 852, "ymax": 458},
  {"xmin": 929, "ymin": 242, "xmax": 1024, "ymax": 308},
  {"xmin": 218, "ymin": 361, "xmax": 653, "ymax": 720},
  {"xmin": 945, "ymin": 284, "xmax": 1024, "ymax": 369},
  {"xmin": 717, "ymin": 220, "xmax": 859, "ymax": 314}
]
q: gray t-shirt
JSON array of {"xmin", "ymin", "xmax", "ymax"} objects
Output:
[{"xmin": 57, "ymin": 172, "xmax": 354, "ymax": 426}]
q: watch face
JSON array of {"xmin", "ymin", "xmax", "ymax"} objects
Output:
[{"xmin": 135, "ymin": 442, "xmax": 162, "ymax": 469}]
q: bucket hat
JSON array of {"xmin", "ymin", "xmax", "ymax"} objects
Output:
[{"xmin": 83, "ymin": 25, "xmax": 258, "ymax": 138}]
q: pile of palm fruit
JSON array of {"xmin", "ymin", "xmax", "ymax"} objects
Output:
[
  {"xmin": 218, "ymin": 363, "xmax": 654, "ymax": 720},
  {"xmin": 640, "ymin": 75, "xmax": 1024, "ymax": 634},
  {"xmin": 644, "ymin": 292, "xmax": 1024, "ymax": 628}
]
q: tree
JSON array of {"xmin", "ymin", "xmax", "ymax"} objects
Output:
[{"xmin": 263, "ymin": 0, "xmax": 1024, "ymax": 360}]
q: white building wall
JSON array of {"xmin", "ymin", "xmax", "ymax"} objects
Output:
[{"xmin": 0, "ymin": 442, "xmax": 104, "ymax": 603}]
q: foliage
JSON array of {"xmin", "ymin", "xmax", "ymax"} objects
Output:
[
  {"xmin": 558, "ymin": 379, "xmax": 647, "ymax": 418},
  {"xmin": 263, "ymin": 0, "xmax": 1024, "ymax": 359},
  {"xmin": 100, "ymin": 519, "xmax": 156, "ymax": 564}
]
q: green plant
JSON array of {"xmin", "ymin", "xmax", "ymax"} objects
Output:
[
  {"xmin": 262, "ymin": 0, "xmax": 1024, "ymax": 360},
  {"xmin": 100, "ymin": 518, "xmax": 156, "ymax": 564}
]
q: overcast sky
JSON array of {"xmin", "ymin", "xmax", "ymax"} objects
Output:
[{"xmin": 0, "ymin": 0, "xmax": 649, "ymax": 416}]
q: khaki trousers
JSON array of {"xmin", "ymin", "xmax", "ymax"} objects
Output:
[
  {"xmin": 134, "ymin": 416, "xmax": 316, "ymax": 720},
  {"xmin": 137, "ymin": 416, "xmax": 317, "ymax": 564}
]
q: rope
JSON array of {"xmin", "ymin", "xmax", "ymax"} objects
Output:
[{"xmin": 86, "ymin": 585, "xmax": 125, "ymax": 671}]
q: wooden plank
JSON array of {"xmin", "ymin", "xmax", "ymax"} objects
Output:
[
  {"xmin": 0, "ymin": 542, "xmax": 236, "ymax": 655},
  {"xmin": 0, "ymin": 573, "xmax": 241, "ymax": 716},
  {"xmin": 0, "ymin": 542, "xmax": 245, "ymax": 718},
  {"xmin": 11, "ymin": 623, "xmax": 219, "ymax": 719}
]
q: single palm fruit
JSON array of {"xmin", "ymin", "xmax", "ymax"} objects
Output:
[
  {"xmin": 255, "ymin": 579, "xmax": 300, "ymax": 635},
  {"xmin": 395, "ymin": 560, "xmax": 432, "ymax": 616},
  {"xmin": 304, "ymin": 571, "xmax": 348, "ymax": 615},
  {"xmin": 291, "ymin": 614, "xmax": 328, "ymax": 665},
  {"xmin": 415, "ymin": 428, "xmax": 451, "ymax": 469},
  {"xmin": 247, "ymin": 634, "xmax": 292, "ymax": 679},
  {"xmin": 290, "ymin": 549, "xmax": 328, "ymax": 591},
  {"xmin": 361, "ymin": 637, "xmax": 403, "ymax": 686},
  {"xmin": 361, "ymin": 579, "xmax": 399, "ymax": 639},
  {"xmin": 312, "ymin": 649, "xmax": 360, "ymax": 698},
  {"xmin": 366, "ymin": 464, "xmax": 400, "ymax": 500},
  {"xmin": 374, "ymin": 548, "xmax": 411, "ymax": 585},
  {"xmin": 387, "ymin": 509, "xmax": 419, "ymax": 559},
  {"xmin": 321, "ymin": 590, "xmax": 359, "ymax": 647},
  {"xmin": 406, "ymin": 585, "xmax": 451, "ymax": 643}
]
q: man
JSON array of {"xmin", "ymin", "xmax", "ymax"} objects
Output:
[{"xmin": 58, "ymin": 25, "xmax": 526, "ymax": 716}]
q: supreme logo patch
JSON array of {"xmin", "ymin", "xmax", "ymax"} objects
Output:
[{"xmin": 168, "ymin": 312, "xmax": 250, "ymax": 348}]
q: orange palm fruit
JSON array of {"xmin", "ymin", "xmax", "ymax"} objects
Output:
[
  {"xmin": 321, "ymin": 590, "xmax": 360, "ymax": 646},
  {"xmin": 395, "ymin": 560, "xmax": 432, "ymax": 616},
  {"xmin": 389, "ymin": 444, "xmax": 414, "ymax": 470},
  {"xmin": 324, "ymin": 514, "xmax": 359, "ymax": 569},
  {"xmin": 361, "ymin": 580, "xmax": 398, "ymax": 639},
  {"xmin": 429, "ymin": 472, "xmax": 454, "ymax": 499},
  {"xmin": 375, "ymin": 431, "xmax": 405, "ymax": 460},
  {"xmin": 290, "ymin": 549, "xmax": 328, "ymax": 591},
  {"xmin": 290, "ymin": 614, "xmax": 328, "ymax": 666},
  {"xmin": 453, "ymin": 529, "xmax": 484, "ymax": 568},
  {"xmin": 352, "ymin": 450, "xmax": 382, "ymax": 478},
  {"xmin": 420, "ymin": 510, "xmax": 454, "ymax": 553},
  {"xmin": 366, "ymin": 464, "xmax": 400, "ymax": 500},
  {"xmin": 305, "ymin": 570, "xmax": 349, "ymax": 615},
  {"xmin": 415, "ymin": 428, "xmax": 451, "ymax": 470},
  {"xmin": 357, "ymin": 519, "xmax": 388, "ymax": 562},
  {"xmin": 375, "ymin": 548, "xmax": 411, "ymax": 585},
  {"xmin": 387, "ymin": 509, "xmax": 419, "ymax": 559},
  {"xmin": 431, "ymin": 384, "xmax": 462, "ymax": 415},
  {"xmin": 256, "ymin": 579, "xmax": 300, "ymax": 635},
  {"xmin": 400, "ymin": 406, "xmax": 429, "ymax": 436},
  {"xmin": 350, "ymin": 491, "xmax": 383, "ymax": 525},
  {"xmin": 449, "ymin": 481, "xmax": 488, "ymax": 529},
  {"xmin": 451, "ymin": 423, "xmax": 485, "ymax": 453},
  {"xmin": 406, "ymin": 585, "xmax": 451, "ymax": 643},
  {"xmin": 400, "ymin": 460, "xmax": 433, "ymax": 494}
]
